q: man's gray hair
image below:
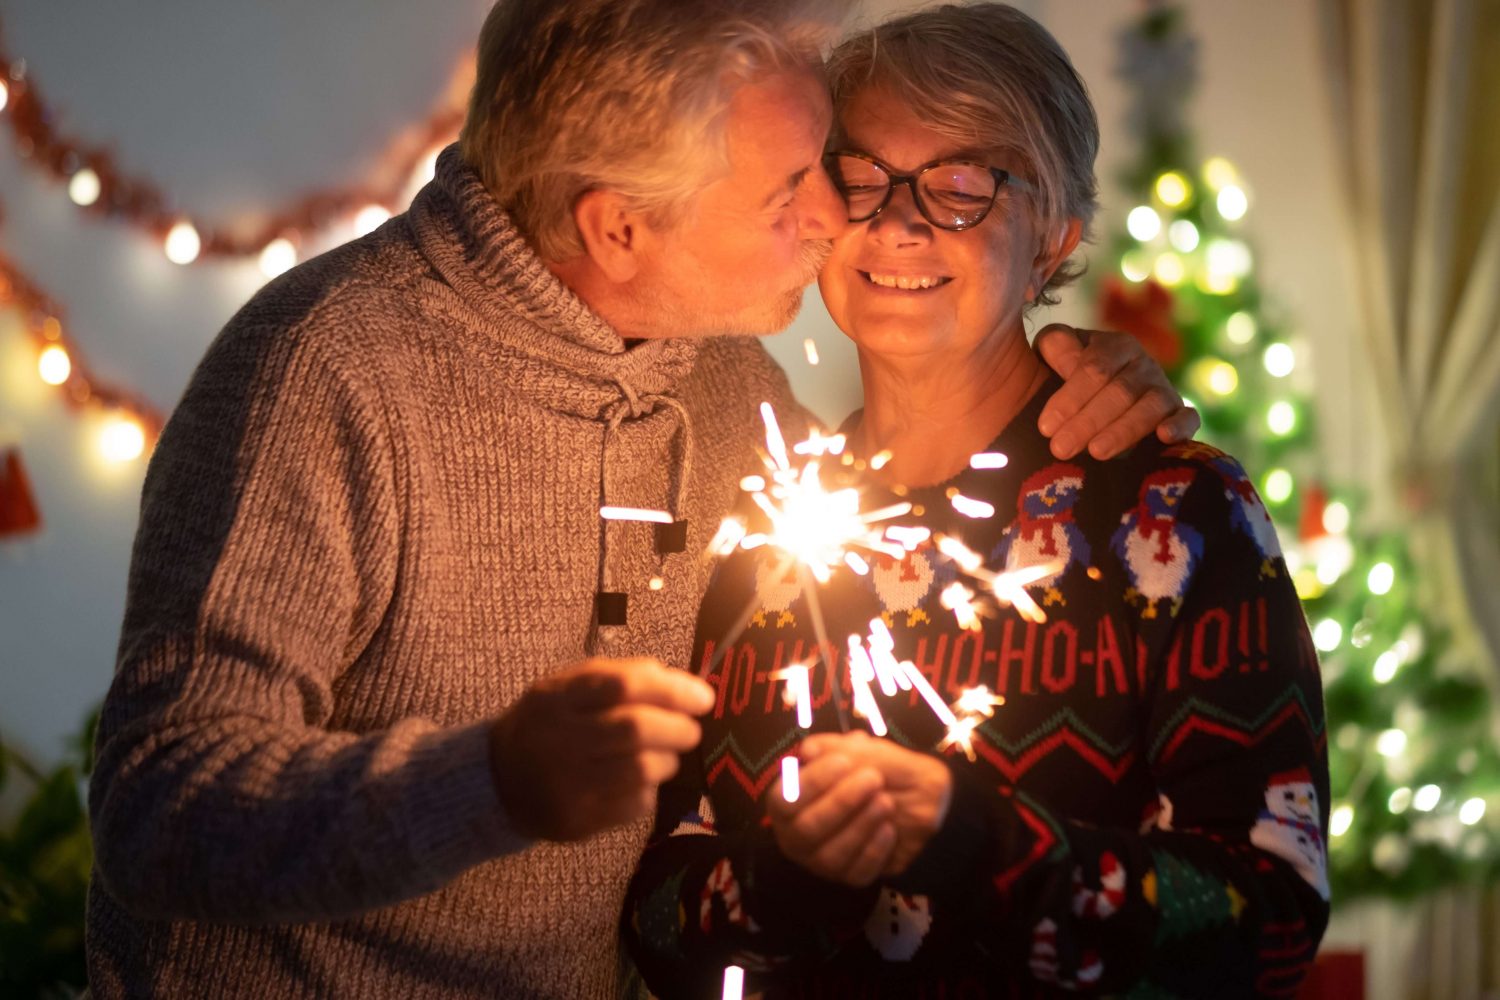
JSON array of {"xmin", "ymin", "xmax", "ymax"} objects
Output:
[
  {"xmin": 827, "ymin": 3, "xmax": 1100, "ymax": 306},
  {"xmin": 461, "ymin": 0, "xmax": 853, "ymax": 262}
]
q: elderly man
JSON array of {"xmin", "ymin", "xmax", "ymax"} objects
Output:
[{"xmin": 85, "ymin": 1, "xmax": 1197, "ymax": 997}]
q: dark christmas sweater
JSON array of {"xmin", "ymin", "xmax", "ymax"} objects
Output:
[{"xmin": 623, "ymin": 376, "xmax": 1330, "ymax": 999}]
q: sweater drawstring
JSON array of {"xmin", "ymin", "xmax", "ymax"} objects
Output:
[{"xmin": 587, "ymin": 380, "xmax": 694, "ymax": 655}]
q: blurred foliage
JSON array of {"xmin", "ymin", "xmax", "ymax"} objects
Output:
[{"xmin": 1, "ymin": 709, "xmax": 96, "ymax": 998}]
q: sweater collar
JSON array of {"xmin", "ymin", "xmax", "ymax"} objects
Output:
[{"xmin": 406, "ymin": 144, "xmax": 700, "ymax": 419}]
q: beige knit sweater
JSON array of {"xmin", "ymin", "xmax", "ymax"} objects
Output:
[{"xmin": 86, "ymin": 145, "xmax": 803, "ymax": 999}]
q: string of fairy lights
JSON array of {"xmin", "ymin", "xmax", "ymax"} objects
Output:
[
  {"xmin": 0, "ymin": 20, "xmax": 468, "ymax": 465},
  {"xmin": 1106, "ymin": 139, "xmax": 1496, "ymax": 898}
]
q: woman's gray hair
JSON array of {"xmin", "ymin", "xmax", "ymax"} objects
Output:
[
  {"xmin": 826, "ymin": 2, "xmax": 1100, "ymax": 306},
  {"xmin": 461, "ymin": 0, "xmax": 852, "ymax": 262}
]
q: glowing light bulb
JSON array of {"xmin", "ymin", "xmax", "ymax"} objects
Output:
[
  {"xmin": 1323, "ymin": 500, "xmax": 1350, "ymax": 535},
  {"xmin": 1126, "ymin": 205, "xmax": 1162, "ymax": 242},
  {"xmin": 1263, "ymin": 468, "xmax": 1293, "ymax": 504},
  {"xmin": 1330, "ymin": 804, "xmax": 1354, "ymax": 837},
  {"xmin": 1373, "ymin": 649, "xmax": 1401, "ymax": 683},
  {"xmin": 258, "ymin": 237, "xmax": 297, "ymax": 278},
  {"xmin": 1367, "ymin": 561, "xmax": 1395, "ymax": 595},
  {"xmin": 0, "ymin": 80, "xmax": 8, "ymax": 113},
  {"xmin": 1168, "ymin": 219, "xmax": 1200, "ymax": 252},
  {"xmin": 1155, "ymin": 171, "xmax": 1190, "ymax": 207},
  {"xmin": 68, "ymin": 167, "xmax": 101, "ymax": 207},
  {"xmin": 1203, "ymin": 156, "xmax": 1238, "ymax": 190},
  {"xmin": 1206, "ymin": 238, "xmax": 1253, "ymax": 279},
  {"xmin": 354, "ymin": 204, "xmax": 392, "ymax": 237},
  {"xmin": 1460, "ymin": 797, "xmax": 1486, "ymax": 825},
  {"xmin": 164, "ymin": 222, "xmax": 201, "ymax": 265},
  {"xmin": 1153, "ymin": 252, "xmax": 1185, "ymax": 286},
  {"xmin": 1312, "ymin": 618, "xmax": 1343, "ymax": 652},
  {"xmin": 1388, "ymin": 786, "xmax": 1412, "ymax": 813},
  {"xmin": 1205, "ymin": 360, "xmax": 1239, "ymax": 397},
  {"xmin": 803, "ymin": 338, "xmax": 819, "ymax": 365},
  {"xmin": 1376, "ymin": 728, "xmax": 1407, "ymax": 758},
  {"xmin": 37, "ymin": 344, "xmax": 71, "ymax": 385},
  {"xmin": 1263, "ymin": 342, "xmax": 1295, "ymax": 377},
  {"xmin": 1266, "ymin": 401, "xmax": 1297, "ymax": 436},
  {"xmin": 1217, "ymin": 184, "xmax": 1249, "ymax": 220},
  {"xmin": 1413, "ymin": 784, "xmax": 1441, "ymax": 812},
  {"xmin": 1120, "ymin": 250, "xmax": 1151, "ymax": 283},
  {"xmin": 1226, "ymin": 311, "xmax": 1257, "ymax": 345},
  {"xmin": 100, "ymin": 414, "xmax": 147, "ymax": 462}
]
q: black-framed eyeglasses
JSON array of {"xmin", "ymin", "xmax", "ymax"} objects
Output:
[{"xmin": 823, "ymin": 150, "xmax": 1031, "ymax": 231}]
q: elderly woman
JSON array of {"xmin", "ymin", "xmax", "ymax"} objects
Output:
[{"xmin": 624, "ymin": 4, "xmax": 1328, "ymax": 997}]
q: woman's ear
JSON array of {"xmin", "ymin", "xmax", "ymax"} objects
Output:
[
  {"xmin": 572, "ymin": 189, "xmax": 646, "ymax": 284},
  {"xmin": 1026, "ymin": 217, "xmax": 1084, "ymax": 302}
]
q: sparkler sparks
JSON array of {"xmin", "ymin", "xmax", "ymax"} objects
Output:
[
  {"xmin": 706, "ymin": 406, "xmax": 1061, "ymax": 762},
  {"xmin": 599, "ymin": 505, "xmax": 674, "ymax": 523},
  {"xmin": 950, "ymin": 493, "xmax": 996, "ymax": 519},
  {"xmin": 722, "ymin": 965, "xmax": 745, "ymax": 1000},
  {"xmin": 780, "ymin": 756, "xmax": 801, "ymax": 803}
]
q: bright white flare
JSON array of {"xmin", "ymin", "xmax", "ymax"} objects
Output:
[
  {"xmin": 780, "ymin": 756, "xmax": 801, "ymax": 803},
  {"xmin": 951, "ymin": 493, "xmax": 996, "ymax": 519},
  {"xmin": 722, "ymin": 965, "xmax": 745, "ymax": 1000},
  {"xmin": 969, "ymin": 452, "xmax": 1009, "ymax": 470},
  {"xmin": 600, "ymin": 506, "xmax": 674, "ymax": 523}
]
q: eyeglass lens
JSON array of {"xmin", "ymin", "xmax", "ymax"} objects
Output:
[{"xmin": 828, "ymin": 154, "xmax": 999, "ymax": 229}]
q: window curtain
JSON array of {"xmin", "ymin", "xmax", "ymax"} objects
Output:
[
  {"xmin": 1316, "ymin": 0, "xmax": 1500, "ymax": 679},
  {"xmin": 1316, "ymin": 3, "xmax": 1500, "ymax": 999}
]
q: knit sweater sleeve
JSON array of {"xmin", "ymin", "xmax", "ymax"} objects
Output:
[
  {"xmin": 90, "ymin": 309, "xmax": 527, "ymax": 925},
  {"xmin": 913, "ymin": 453, "xmax": 1330, "ymax": 995}
]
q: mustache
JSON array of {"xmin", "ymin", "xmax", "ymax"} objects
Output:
[{"xmin": 797, "ymin": 239, "xmax": 833, "ymax": 282}]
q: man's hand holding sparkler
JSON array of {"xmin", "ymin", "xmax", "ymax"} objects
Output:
[
  {"xmin": 488, "ymin": 658, "xmax": 715, "ymax": 842},
  {"xmin": 799, "ymin": 732, "xmax": 953, "ymax": 877},
  {"xmin": 766, "ymin": 751, "xmax": 899, "ymax": 888}
]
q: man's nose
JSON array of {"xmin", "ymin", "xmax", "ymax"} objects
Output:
[{"xmin": 797, "ymin": 164, "xmax": 850, "ymax": 240}]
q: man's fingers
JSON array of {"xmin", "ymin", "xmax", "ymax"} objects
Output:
[
  {"xmin": 565, "ymin": 660, "xmax": 715, "ymax": 715},
  {"xmin": 1032, "ymin": 323, "xmax": 1088, "ymax": 378},
  {"xmin": 1048, "ymin": 356, "xmax": 1154, "ymax": 459},
  {"xmin": 589, "ymin": 704, "xmax": 702, "ymax": 755},
  {"xmin": 1082, "ymin": 384, "xmax": 1181, "ymax": 460},
  {"xmin": 1036, "ymin": 340, "xmax": 1130, "ymax": 441},
  {"xmin": 637, "ymin": 749, "xmax": 681, "ymax": 785},
  {"xmin": 1157, "ymin": 405, "xmax": 1202, "ymax": 444}
]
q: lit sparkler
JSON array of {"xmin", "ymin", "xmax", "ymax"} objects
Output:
[{"xmin": 701, "ymin": 412, "xmax": 1064, "ymax": 762}]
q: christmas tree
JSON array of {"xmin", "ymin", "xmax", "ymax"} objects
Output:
[{"xmin": 1098, "ymin": 3, "xmax": 1498, "ymax": 903}]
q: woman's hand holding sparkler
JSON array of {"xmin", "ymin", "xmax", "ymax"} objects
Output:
[
  {"xmin": 766, "ymin": 752, "xmax": 898, "ymax": 888},
  {"xmin": 799, "ymin": 732, "xmax": 953, "ymax": 877},
  {"xmin": 487, "ymin": 658, "xmax": 715, "ymax": 842}
]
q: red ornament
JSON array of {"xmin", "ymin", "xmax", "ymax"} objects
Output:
[
  {"xmin": 1098, "ymin": 277, "xmax": 1184, "ymax": 370},
  {"xmin": 1298, "ymin": 483, "xmax": 1328, "ymax": 543},
  {"xmin": 0, "ymin": 446, "xmax": 42, "ymax": 537}
]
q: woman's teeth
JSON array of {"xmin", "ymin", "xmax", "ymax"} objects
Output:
[{"xmin": 864, "ymin": 272, "xmax": 950, "ymax": 290}]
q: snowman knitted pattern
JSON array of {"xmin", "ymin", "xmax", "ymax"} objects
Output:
[
  {"xmin": 85, "ymin": 145, "xmax": 802, "ymax": 1000},
  {"xmin": 623, "ymin": 375, "xmax": 1330, "ymax": 998}
]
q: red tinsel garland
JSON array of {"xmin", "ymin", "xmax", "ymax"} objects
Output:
[{"xmin": 0, "ymin": 17, "xmax": 471, "ymax": 260}]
